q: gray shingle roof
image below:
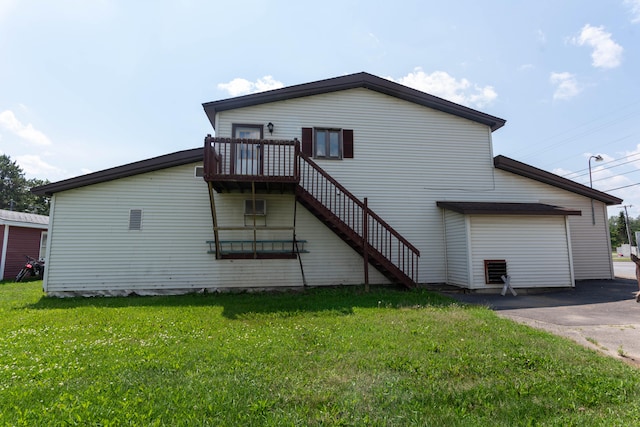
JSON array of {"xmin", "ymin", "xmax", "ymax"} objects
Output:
[{"xmin": 0, "ymin": 209, "xmax": 49, "ymax": 226}]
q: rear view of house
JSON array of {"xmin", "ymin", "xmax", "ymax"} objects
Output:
[
  {"xmin": 33, "ymin": 72, "xmax": 622, "ymax": 296},
  {"xmin": 0, "ymin": 209, "xmax": 48, "ymax": 280}
]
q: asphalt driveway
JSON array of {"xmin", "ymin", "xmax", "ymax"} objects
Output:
[{"xmin": 443, "ymin": 263, "xmax": 640, "ymax": 367}]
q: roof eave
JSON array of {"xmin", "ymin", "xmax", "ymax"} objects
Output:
[
  {"xmin": 32, "ymin": 148, "xmax": 203, "ymax": 196},
  {"xmin": 203, "ymin": 72, "xmax": 506, "ymax": 132},
  {"xmin": 493, "ymin": 155, "xmax": 623, "ymax": 206},
  {"xmin": 436, "ymin": 201, "xmax": 582, "ymax": 216}
]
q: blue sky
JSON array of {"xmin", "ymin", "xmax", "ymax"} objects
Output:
[{"xmin": 1, "ymin": 0, "xmax": 639, "ymax": 218}]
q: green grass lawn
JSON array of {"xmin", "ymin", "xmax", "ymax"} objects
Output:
[{"xmin": 1, "ymin": 281, "xmax": 639, "ymax": 426}]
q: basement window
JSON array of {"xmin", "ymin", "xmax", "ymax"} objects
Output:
[
  {"xmin": 129, "ymin": 209, "xmax": 143, "ymax": 230},
  {"xmin": 484, "ymin": 260, "xmax": 507, "ymax": 284}
]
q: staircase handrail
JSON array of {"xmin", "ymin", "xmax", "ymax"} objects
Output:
[{"xmin": 297, "ymin": 151, "xmax": 420, "ymax": 256}]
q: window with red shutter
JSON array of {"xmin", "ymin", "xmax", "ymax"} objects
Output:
[{"xmin": 301, "ymin": 127, "xmax": 353, "ymax": 159}]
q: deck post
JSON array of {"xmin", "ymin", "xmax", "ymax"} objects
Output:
[
  {"xmin": 207, "ymin": 181, "xmax": 222, "ymax": 259},
  {"xmin": 294, "ymin": 139, "xmax": 299, "ymax": 181},
  {"xmin": 252, "ymin": 181, "xmax": 257, "ymax": 259},
  {"xmin": 363, "ymin": 197, "xmax": 369, "ymax": 292}
]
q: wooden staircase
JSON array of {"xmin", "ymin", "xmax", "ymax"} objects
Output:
[
  {"xmin": 203, "ymin": 136, "xmax": 420, "ymax": 288},
  {"xmin": 295, "ymin": 152, "xmax": 419, "ymax": 288}
]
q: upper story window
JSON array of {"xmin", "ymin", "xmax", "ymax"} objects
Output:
[
  {"xmin": 301, "ymin": 127, "xmax": 354, "ymax": 160},
  {"xmin": 315, "ymin": 129, "xmax": 342, "ymax": 159}
]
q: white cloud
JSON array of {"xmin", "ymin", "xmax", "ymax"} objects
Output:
[
  {"xmin": 389, "ymin": 68, "xmax": 497, "ymax": 108},
  {"xmin": 14, "ymin": 154, "xmax": 63, "ymax": 177},
  {"xmin": 217, "ymin": 76, "xmax": 284, "ymax": 97},
  {"xmin": 552, "ymin": 167, "xmax": 573, "ymax": 177},
  {"xmin": 572, "ymin": 24, "xmax": 623, "ymax": 69},
  {"xmin": 536, "ymin": 29, "xmax": 547, "ymax": 43},
  {"xmin": 550, "ymin": 72, "xmax": 581, "ymax": 100},
  {"xmin": 625, "ymin": 0, "xmax": 640, "ymax": 23},
  {"xmin": 0, "ymin": 110, "xmax": 52, "ymax": 146}
]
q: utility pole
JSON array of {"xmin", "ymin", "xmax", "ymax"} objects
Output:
[{"xmin": 623, "ymin": 205, "xmax": 633, "ymax": 255}]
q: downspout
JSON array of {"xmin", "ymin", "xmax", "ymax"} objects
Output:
[
  {"xmin": 441, "ymin": 208, "xmax": 448, "ymax": 284},
  {"xmin": 465, "ymin": 215, "xmax": 474, "ymax": 288},
  {"xmin": 565, "ymin": 216, "xmax": 575, "ymax": 287}
]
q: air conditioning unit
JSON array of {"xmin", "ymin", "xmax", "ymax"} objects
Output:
[{"xmin": 244, "ymin": 199, "xmax": 266, "ymax": 216}]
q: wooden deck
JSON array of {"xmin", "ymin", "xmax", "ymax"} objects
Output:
[{"xmin": 203, "ymin": 135, "xmax": 299, "ymax": 193}]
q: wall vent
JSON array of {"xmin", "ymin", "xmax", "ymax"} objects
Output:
[
  {"xmin": 129, "ymin": 209, "xmax": 143, "ymax": 230},
  {"xmin": 244, "ymin": 199, "xmax": 266, "ymax": 216},
  {"xmin": 484, "ymin": 260, "xmax": 507, "ymax": 284}
]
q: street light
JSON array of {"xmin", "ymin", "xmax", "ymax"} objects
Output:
[{"xmin": 588, "ymin": 154, "xmax": 603, "ymax": 225}]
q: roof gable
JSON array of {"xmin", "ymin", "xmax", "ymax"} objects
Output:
[
  {"xmin": 494, "ymin": 155, "xmax": 622, "ymax": 206},
  {"xmin": 203, "ymin": 72, "xmax": 506, "ymax": 132}
]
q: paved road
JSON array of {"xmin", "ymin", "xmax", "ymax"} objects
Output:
[
  {"xmin": 615, "ymin": 261, "xmax": 637, "ymax": 279},
  {"xmin": 444, "ymin": 262, "xmax": 640, "ymax": 367}
]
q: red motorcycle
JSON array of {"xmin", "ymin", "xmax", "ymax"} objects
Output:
[{"xmin": 15, "ymin": 256, "xmax": 45, "ymax": 282}]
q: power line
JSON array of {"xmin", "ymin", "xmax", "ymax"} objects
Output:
[
  {"xmin": 592, "ymin": 168, "xmax": 640, "ymax": 184},
  {"xmin": 605, "ymin": 182, "xmax": 640, "ymax": 192},
  {"xmin": 563, "ymin": 151, "xmax": 640, "ymax": 180}
]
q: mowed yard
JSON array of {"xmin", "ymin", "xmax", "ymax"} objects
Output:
[{"xmin": 1, "ymin": 281, "xmax": 639, "ymax": 426}]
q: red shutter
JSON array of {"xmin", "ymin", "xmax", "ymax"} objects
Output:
[
  {"xmin": 301, "ymin": 128, "xmax": 313, "ymax": 156},
  {"xmin": 343, "ymin": 129, "xmax": 354, "ymax": 158}
]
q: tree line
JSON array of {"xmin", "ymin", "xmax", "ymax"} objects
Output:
[{"xmin": 0, "ymin": 154, "xmax": 50, "ymax": 215}]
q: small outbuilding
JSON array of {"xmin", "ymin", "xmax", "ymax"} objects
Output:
[{"xmin": 0, "ymin": 209, "xmax": 48, "ymax": 280}]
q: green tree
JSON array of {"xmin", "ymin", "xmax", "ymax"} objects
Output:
[
  {"xmin": 0, "ymin": 154, "xmax": 50, "ymax": 215},
  {"xmin": 609, "ymin": 215, "xmax": 622, "ymax": 249},
  {"xmin": 24, "ymin": 177, "xmax": 51, "ymax": 215}
]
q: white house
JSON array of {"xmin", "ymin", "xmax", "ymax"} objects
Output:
[{"xmin": 33, "ymin": 72, "xmax": 622, "ymax": 296}]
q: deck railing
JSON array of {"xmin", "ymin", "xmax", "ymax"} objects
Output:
[{"xmin": 204, "ymin": 135, "xmax": 298, "ymax": 180}]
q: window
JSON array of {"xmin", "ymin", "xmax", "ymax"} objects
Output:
[
  {"xmin": 129, "ymin": 209, "xmax": 143, "ymax": 230},
  {"xmin": 484, "ymin": 260, "xmax": 507, "ymax": 284},
  {"xmin": 315, "ymin": 129, "xmax": 342, "ymax": 159},
  {"xmin": 194, "ymin": 166, "xmax": 204, "ymax": 177},
  {"xmin": 301, "ymin": 127, "xmax": 354, "ymax": 159}
]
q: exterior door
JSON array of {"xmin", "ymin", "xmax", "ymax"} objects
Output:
[{"xmin": 234, "ymin": 126, "xmax": 262, "ymax": 175}]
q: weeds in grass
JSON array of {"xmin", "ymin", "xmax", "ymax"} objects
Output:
[
  {"xmin": 618, "ymin": 345, "xmax": 627, "ymax": 357},
  {"xmin": 1, "ymin": 281, "xmax": 640, "ymax": 425}
]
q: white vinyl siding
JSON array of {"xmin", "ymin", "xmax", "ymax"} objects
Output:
[
  {"xmin": 216, "ymin": 88, "xmax": 613, "ymax": 284},
  {"xmin": 469, "ymin": 216, "xmax": 573, "ymax": 289},
  {"xmin": 218, "ymin": 88, "xmax": 495, "ymax": 284},
  {"xmin": 544, "ymin": 199, "xmax": 613, "ymax": 280},
  {"xmin": 44, "ymin": 163, "xmax": 386, "ymax": 294},
  {"xmin": 442, "ymin": 210, "xmax": 470, "ymax": 286}
]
